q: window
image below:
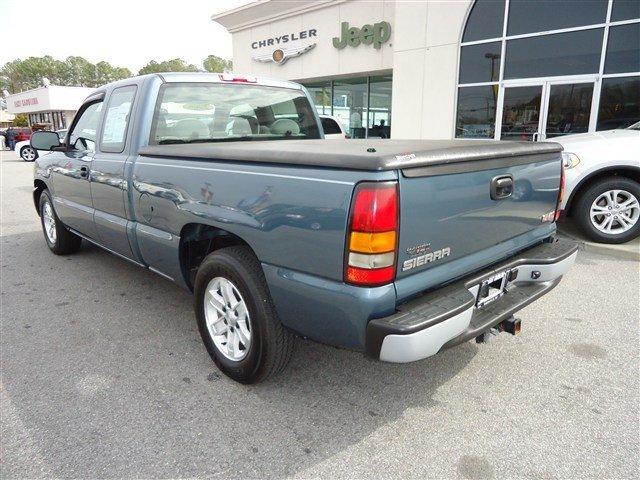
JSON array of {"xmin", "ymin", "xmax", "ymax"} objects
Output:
[
  {"xmin": 321, "ymin": 117, "xmax": 342, "ymax": 135},
  {"xmin": 69, "ymin": 101, "xmax": 103, "ymax": 152},
  {"xmin": 332, "ymin": 77, "xmax": 368, "ymax": 138},
  {"xmin": 302, "ymin": 75, "xmax": 393, "ymax": 139},
  {"xmin": 455, "ymin": 86, "xmax": 497, "ymax": 138},
  {"xmin": 305, "ymin": 81, "xmax": 331, "ymax": 115},
  {"xmin": 462, "ymin": 0, "xmax": 504, "ymax": 42},
  {"xmin": 459, "ymin": 42, "xmax": 502, "ymax": 83},
  {"xmin": 457, "ymin": 0, "xmax": 639, "ymax": 138},
  {"xmin": 150, "ymin": 83, "xmax": 320, "ymax": 144},
  {"xmin": 611, "ymin": 0, "xmax": 640, "ymax": 21},
  {"xmin": 101, "ymin": 85, "xmax": 136, "ymax": 153},
  {"xmin": 597, "ymin": 76, "xmax": 640, "ymax": 130},
  {"xmin": 604, "ymin": 24, "xmax": 640, "ymax": 74},
  {"xmin": 504, "ymin": 28, "xmax": 604, "ymax": 79},
  {"xmin": 545, "ymin": 83, "xmax": 594, "ymax": 137},
  {"xmin": 507, "ymin": 0, "xmax": 607, "ymax": 35},
  {"xmin": 368, "ymin": 75, "xmax": 392, "ymax": 138}
]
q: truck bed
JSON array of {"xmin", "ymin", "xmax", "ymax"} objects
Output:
[{"xmin": 139, "ymin": 139, "xmax": 563, "ymax": 172}]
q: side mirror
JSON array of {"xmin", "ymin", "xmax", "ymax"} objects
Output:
[{"xmin": 31, "ymin": 131, "xmax": 61, "ymax": 151}]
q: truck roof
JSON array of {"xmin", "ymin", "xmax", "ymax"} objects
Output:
[{"xmin": 139, "ymin": 139, "xmax": 563, "ymax": 172}]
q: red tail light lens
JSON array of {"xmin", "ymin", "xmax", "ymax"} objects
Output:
[
  {"xmin": 350, "ymin": 183, "xmax": 398, "ymax": 232},
  {"xmin": 345, "ymin": 182, "xmax": 399, "ymax": 287},
  {"xmin": 554, "ymin": 162, "xmax": 565, "ymax": 221}
]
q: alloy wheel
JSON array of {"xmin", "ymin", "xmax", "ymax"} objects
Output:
[
  {"xmin": 204, "ymin": 277, "xmax": 252, "ymax": 361},
  {"xmin": 590, "ymin": 189, "xmax": 639, "ymax": 234},
  {"xmin": 21, "ymin": 147, "xmax": 36, "ymax": 161},
  {"xmin": 42, "ymin": 200, "xmax": 57, "ymax": 244}
]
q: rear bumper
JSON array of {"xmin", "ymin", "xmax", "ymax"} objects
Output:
[{"xmin": 366, "ymin": 237, "xmax": 578, "ymax": 362}]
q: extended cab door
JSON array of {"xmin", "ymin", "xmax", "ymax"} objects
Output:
[
  {"xmin": 50, "ymin": 95, "xmax": 104, "ymax": 239},
  {"xmin": 91, "ymin": 85, "xmax": 138, "ymax": 260}
]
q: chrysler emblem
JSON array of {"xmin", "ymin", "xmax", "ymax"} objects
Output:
[{"xmin": 252, "ymin": 43, "xmax": 316, "ymax": 65}]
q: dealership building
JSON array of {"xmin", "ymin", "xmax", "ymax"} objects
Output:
[
  {"xmin": 213, "ymin": 0, "xmax": 639, "ymax": 140},
  {"xmin": 6, "ymin": 85, "xmax": 95, "ymax": 130}
]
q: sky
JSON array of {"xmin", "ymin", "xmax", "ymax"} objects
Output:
[{"xmin": 0, "ymin": 0, "xmax": 253, "ymax": 72}]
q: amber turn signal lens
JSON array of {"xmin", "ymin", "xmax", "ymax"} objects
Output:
[{"xmin": 349, "ymin": 230, "xmax": 396, "ymax": 254}]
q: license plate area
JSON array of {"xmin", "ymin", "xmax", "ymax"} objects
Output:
[{"xmin": 476, "ymin": 270, "xmax": 510, "ymax": 308}]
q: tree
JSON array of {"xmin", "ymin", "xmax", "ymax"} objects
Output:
[
  {"xmin": 0, "ymin": 56, "xmax": 132, "ymax": 93},
  {"xmin": 203, "ymin": 55, "xmax": 232, "ymax": 73},
  {"xmin": 13, "ymin": 114, "xmax": 28, "ymax": 127},
  {"xmin": 138, "ymin": 59, "xmax": 200, "ymax": 75}
]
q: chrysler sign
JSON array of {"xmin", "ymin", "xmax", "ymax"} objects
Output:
[{"xmin": 251, "ymin": 29, "xmax": 318, "ymax": 65}]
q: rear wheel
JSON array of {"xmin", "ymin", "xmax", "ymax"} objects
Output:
[
  {"xmin": 39, "ymin": 190, "xmax": 82, "ymax": 255},
  {"xmin": 573, "ymin": 177, "xmax": 640, "ymax": 244},
  {"xmin": 194, "ymin": 246, "xmax": 293, "ymax": 383},
  {"xmin": 20, "ymin": 146, "xmax": 37, "ymax": 162}
]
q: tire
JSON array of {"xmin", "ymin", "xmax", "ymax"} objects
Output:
[
  {"xmin": 20, "ymin": 146, "xmax": 37, "ymax": 162},
  {"xmin": 573, "ymin": 177, "xmax": 640, "ymax": 244},
  {"xmin": 194, "ymin": 246, "xmax": 293, "ymax": 383},
  {"xmin": 39, "ymin": 190, "xmax": 82, "ymax": 255}
]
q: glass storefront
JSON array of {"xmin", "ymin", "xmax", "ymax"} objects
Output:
[
  {"xmin": 28, "ymin": 111, "xmax": 67, "ymax": 130},
  {"xmin": 456, "ymin": 0, "xmax": 640, "ymax": 140},
  {"xmin": 304, "ymin": 74, "xmax": 392, "ymax": 138}
]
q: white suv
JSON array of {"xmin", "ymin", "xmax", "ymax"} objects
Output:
[{"xmin": 557, "ymin": 122, "xmax": 640, "ymax": 244}]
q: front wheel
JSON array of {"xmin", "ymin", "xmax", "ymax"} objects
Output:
[
  {"xmin": 194, "ymin": 246, "xmax": 293, "ymax": 383},
  {"xmin": 39, "ymin": 190, "xmax": 82, "ymax": 255},
  {"xmin": 573, "ymin": 177, "xmax": 640, "ymax": 244},
  {"xmin": 20, "ymin": 146, "xmax": 37, "ymax": 162}
]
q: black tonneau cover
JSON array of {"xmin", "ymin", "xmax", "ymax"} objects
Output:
[{"xmin": 138, "ymin": 139, "xmax": 562, "ymax": 172}]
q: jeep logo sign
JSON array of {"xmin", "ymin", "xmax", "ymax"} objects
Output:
[{"xmin": 332, "ymin": 21, "xmax": 391, "ymax": 50}]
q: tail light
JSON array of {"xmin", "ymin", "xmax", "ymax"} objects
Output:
[
  {"xmin": 554, "ymin": 162, "xmax": 565, "ymax": 221},
  {"xmin": 345, "ymin": 181, "xmax": 398, "ymax": 286},
  {"xmin": 219, "ymin": 74, "xmax": 257, "ymax": 83}
]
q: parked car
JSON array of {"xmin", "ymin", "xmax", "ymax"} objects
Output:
[
  {"xmin": 319, "ymin": 114, "xmax": 349, "ymax": 139},
  {"xmin": 30, "ymin": 73, "xmax": 577, "ymax": 384},
  {"xmin": 557, "ymin": 122, "xmax": 640, "ymax": 244},
  {"xmin": 17, "ymin": 129, "xmax": 67, "ymax": 161},
  {"xmin": 14, "ymin": 127, "xmax": 32, "ymax": 142}
]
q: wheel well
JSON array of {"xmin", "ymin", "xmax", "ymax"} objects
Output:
[
  {"xmin": 565, "ymin": 167, "xmax": 640, "ymax": 216},
  {"xmin": 33, "ymin": 179, "xmax": 48, "ymax": 214},
  {"xmin": 179, "ymin": 223, "xmax": 251, "ymax": 291}
]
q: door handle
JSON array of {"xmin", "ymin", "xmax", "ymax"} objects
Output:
[
  {"xmin": 490, "ymin": 175, "xmax": 514, "ymax": 200},
  {"xmin": 80, "ymin": 165, "xmax": 89, "ymax": 178}
]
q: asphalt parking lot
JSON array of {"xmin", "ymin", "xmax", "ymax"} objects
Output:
[{"xmin": 1, "ymin": 149, "xmax": 638, "ymax": 479}]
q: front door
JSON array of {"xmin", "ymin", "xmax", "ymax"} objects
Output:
[
  {"xmin": 51, "ymin": 99, "xmax": 104, "ymax": 239},
  {"xmin": 498, "ymin": 78, "xmax": 596, "ymax": 141},
  {"xmin": 91, "ymin": 85, "xmax": 138, "ymax": 260}
]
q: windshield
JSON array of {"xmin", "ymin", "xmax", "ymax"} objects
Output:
[
  {"xmin": 627, "ymin": 121, "xmax": 640, "ymax": 131},
  {"xmin": 150, "ymin": 82, "xmax": 320, "ymax": 144}
]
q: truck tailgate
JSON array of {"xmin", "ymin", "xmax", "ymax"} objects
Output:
[{"xmin": 397, "ymin": 150, "xmax": 562, "ymax": 284}]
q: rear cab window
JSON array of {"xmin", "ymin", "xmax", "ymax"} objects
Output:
[{"xmin": 149, "ymin": 82, "xmax": 320, "ymax": 145}]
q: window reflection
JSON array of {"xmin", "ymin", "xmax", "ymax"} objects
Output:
[
  {"xmin": 505, "ymin": 28, "xmax": 603, "ymax": 79},
  {"xmin": 462, "ymin": 0, "xmax": 505, "ymax": 42},
  {"xmin": 610, "ymin": 0, "xmax": 640, "ymax": 21},
  {"xmin": 460, "ymin": 42, "xmax": 502, "ymax": 84},
  {"xmin": 455, "ymin": 86, "xmax": 497, "ymax": 138},
  {"xmin": 597, "ymin": 77, "xmax": 640, "ymax": 130},
  {"xmin": 507, "ymin": 0, "xmax": 607, "ymax": 35},
  {"xmin": 604, "ymin": 23, "xmax": 640, "ymax": 74},
  {"xmin": 545, "ymin": 83, "xmax": 594, "ymax": 138}
]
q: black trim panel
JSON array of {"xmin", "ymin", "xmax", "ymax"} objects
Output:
[{"xmin": 139, "ymin": 138, "xmax": 562, "ymax": 172}]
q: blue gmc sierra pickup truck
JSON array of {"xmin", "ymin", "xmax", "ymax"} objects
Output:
[{"xmin": 31, "ymin": 73, "xmax": 577, "ymax": 383}]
